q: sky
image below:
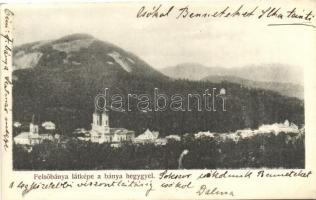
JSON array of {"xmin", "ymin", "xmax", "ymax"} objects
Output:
[{"xmin": 10, "ymin": 2, "xmax": 316, "ymax": 70}]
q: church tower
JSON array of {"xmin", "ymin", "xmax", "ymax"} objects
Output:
[
  {"xmin": 29, "ymin": 114, "xmax": 39, "ymax": 136},
  {"xmin": 91, "ymin": 109, "xmax": 110, "ymax": 134}
]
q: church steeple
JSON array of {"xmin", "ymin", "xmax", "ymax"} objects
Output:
[
  {"xmin": 31, "ymin": 114, "xmax": 35, "ymax": 124},
  {"xmin": 30, "ymin": 114, "xmax": 39, "ymax": 135},
  {"xmin": 92, "ymin": 109, "xmax": 110, "ymax": 134},
  {"xmin": 89, "ymin": 105, "xmax": 135, "ymax": 144},
  {"xmin": 101, "ymin": 109, "xmax": 109, "ymax": 127}
]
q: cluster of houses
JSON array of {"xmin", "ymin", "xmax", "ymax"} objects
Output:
[
  {"xmin": 14, "ymin": 109, "xmax": 303, "ymax": 148},
  {"xmin": 193, "ymin": 120, "xmax": 303, "ymax": 143},
  {"xmin": 75, "ymin": 110, "xmax": 181, "ymax": 147},
  {"xmin": 14, "ymin": 116, "xmax": 60, "ymax": 146},
  {"xmin": 13, "ymin": 110, "xmax": 182, "ymax": 147}
]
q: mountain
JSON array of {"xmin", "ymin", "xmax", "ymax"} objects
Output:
[
  {"xmin": 202, "ymin": 75, "xmax": 304, "ymax": 99},
  {"xmin": 161, "ymin": 63, "xmax": 225, "ymax": 80},
  {"xmin": 13, "ymin": 33, "xmax": 166, "ymax": 79},
  {"xmin": 12, "ymin": 34, "xmax": 304, "ymax": 136},
  {"xmin": 161, "ymin": 63, "xmax": 303, "ymax": 85}
]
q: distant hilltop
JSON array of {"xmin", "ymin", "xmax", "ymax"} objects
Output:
[
  {"xmin": 161, "ymin": 63, "xmax": 304, "ymax": 99},
  {"xmin": 161, "ymin": 62, "xmax": 303, "ymax": 85}
]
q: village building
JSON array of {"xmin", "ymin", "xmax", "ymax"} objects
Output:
[
  {"xmin": 214, "ymin": 120, "xmax": 301, "ymax": 144},
  {"xmin": 90, "ymin": 110, "xmax": 135, "ymax": 143},
  {"xmin": 225, "ymin": 133, "xmax": 240, "ymax": 143},
  {"xmin": 165, "ymin": 134, "xmax": 181, "ymax": 141},
  {"xmin": 14, "ymin": 116, "xmax": 58, "ymax": 146},
  {"xmin": 73, "ymin": 128, "xmax": 88, "ymax": 135},
  {"xmin": 257, "ymin": 120, "xmax": 299, "ymax": 135},
  {"xmin": 13, "ymin": 121, "xmax": 22, "ymax": 128},
  {"xmin": 235, "ymin": 129, "xmax": 255, "ymax": 139},
  {"xmin": 73, "ymin": 128, "xmax": 90, "ymax": 141},
  {"xmin": 133, "ymin": 129, "xmax": 159, "ymax": 144},
  {"xmin": 194, "ymin": 131, "xmax": 215, "ymax": 139},
  {"xmin": 154, "ymin": 138, "xmax": 168, "ymax": 146},
  {"xmin": 42, "ymin": 121, "xmax": 56, "ymax": 130}
]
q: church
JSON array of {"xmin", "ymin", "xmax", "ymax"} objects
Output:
[
  {"xmin": 90, "ymin": 110, "xmax": 135, "ymax": 143},
  {"xmin": 14, "ymin": 116, "xmax": 57, "ymax": 146}
]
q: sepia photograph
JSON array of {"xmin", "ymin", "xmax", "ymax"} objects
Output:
[{"xmin": 9, "ymin": 4, "xmax": 306, "ymax": 171}]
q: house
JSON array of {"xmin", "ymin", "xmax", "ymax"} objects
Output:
[
  {"xmin": 111, "ymin": 128, "xmax": 135, "ymax": 142},
  {"xmin": 165, "ymin": 134, "xmax": 181, "ymax": 141},
  {"xmin": 225, "ymin": 133, "xmax": 240, "ymax": 143},
  {"xmin": 73, "ymin": 128, "xmax": 90, "ymax": 141},
  {"xmin": 73, "ymin": 128, "xmax": 88, "ymax": 135},
  {"xmin": 90, "ymin": 110, "xmax": 135, "ymax": 144},
  {"xmin": 194, "ymin": 131, "xmax": 215, "ymax": 139},
  {"xmin": 235, "ymin": 129, "xmax": 255, "ymax": 138},
  {"xmin": 14, "ymin": 132, "xmax": 39, "ymax": 145},
  {"xmin": 77, "ymin": 136, "xmax": 90, "ymax": 142},
  {"xmin": 42, "ymin": 121, "xmax": 56, "ymax": 130},
  {"xmin": 154, "ymin": 138, "xmax": 168, "ymax": 146},
  {"xmin": 133, "ymin": 129, "xmax": 159, "ymax": 144},
  {"xmin": 13, "ymin": 121, "xmax": 22, "ymax": 128}
]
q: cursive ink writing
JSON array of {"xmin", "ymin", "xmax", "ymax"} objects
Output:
[
  {"xmin": 197, "ymin": 170, "xmax": 253, "ymax": 179},
  {"xmin": 77, "ymin": 180, "xmax": 154, "ymax": 196},
  {"xmin": 160, "ymin": 181, "xmax": 193, "ymax": 189},
  {"xmin": 159, "ymin": 170, "xmax": 192, "ymax": 179},
  {"xmin": 1, "ymin": 9, "xmax": 14, "ymax": 152},
  {"xmin": 257, "ymin": 170, "xmax": 312, "ymax": 178},
  {"xmin": 258, "ymin": 7, "xmax": 283, "ymax": 19},
  {"xmin": 287, "ymin": 8, "xmax": 314, "ymax": 21},
  {"xmin": 177, "ymin": 5, "xmax": 257, "ymax": 19},
  {"xmin": 2, "ymin": 77, "xmax": 12, "ymax": 151},
  {"xmin": 196, "ymin": 185, "xmax": 234, "ymax": 196},
  {"xmin": 135, "ymin": 5, "xmax": 315, "ymax": 28},
  {"xmin": 4, "ymin": 9, "xmax": 14, "ymax": 28},
  {"xmin": 10, "ymin": 181, "xmax": 73, "ymax": 196},
  {"xmin": 137, "ymin": 5, "xmax": 174, "ymax": 18}
]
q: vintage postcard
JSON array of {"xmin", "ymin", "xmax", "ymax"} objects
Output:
[{"xmin": 1, "ymin": 1, "xmax": 316, "ymax": 199}]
